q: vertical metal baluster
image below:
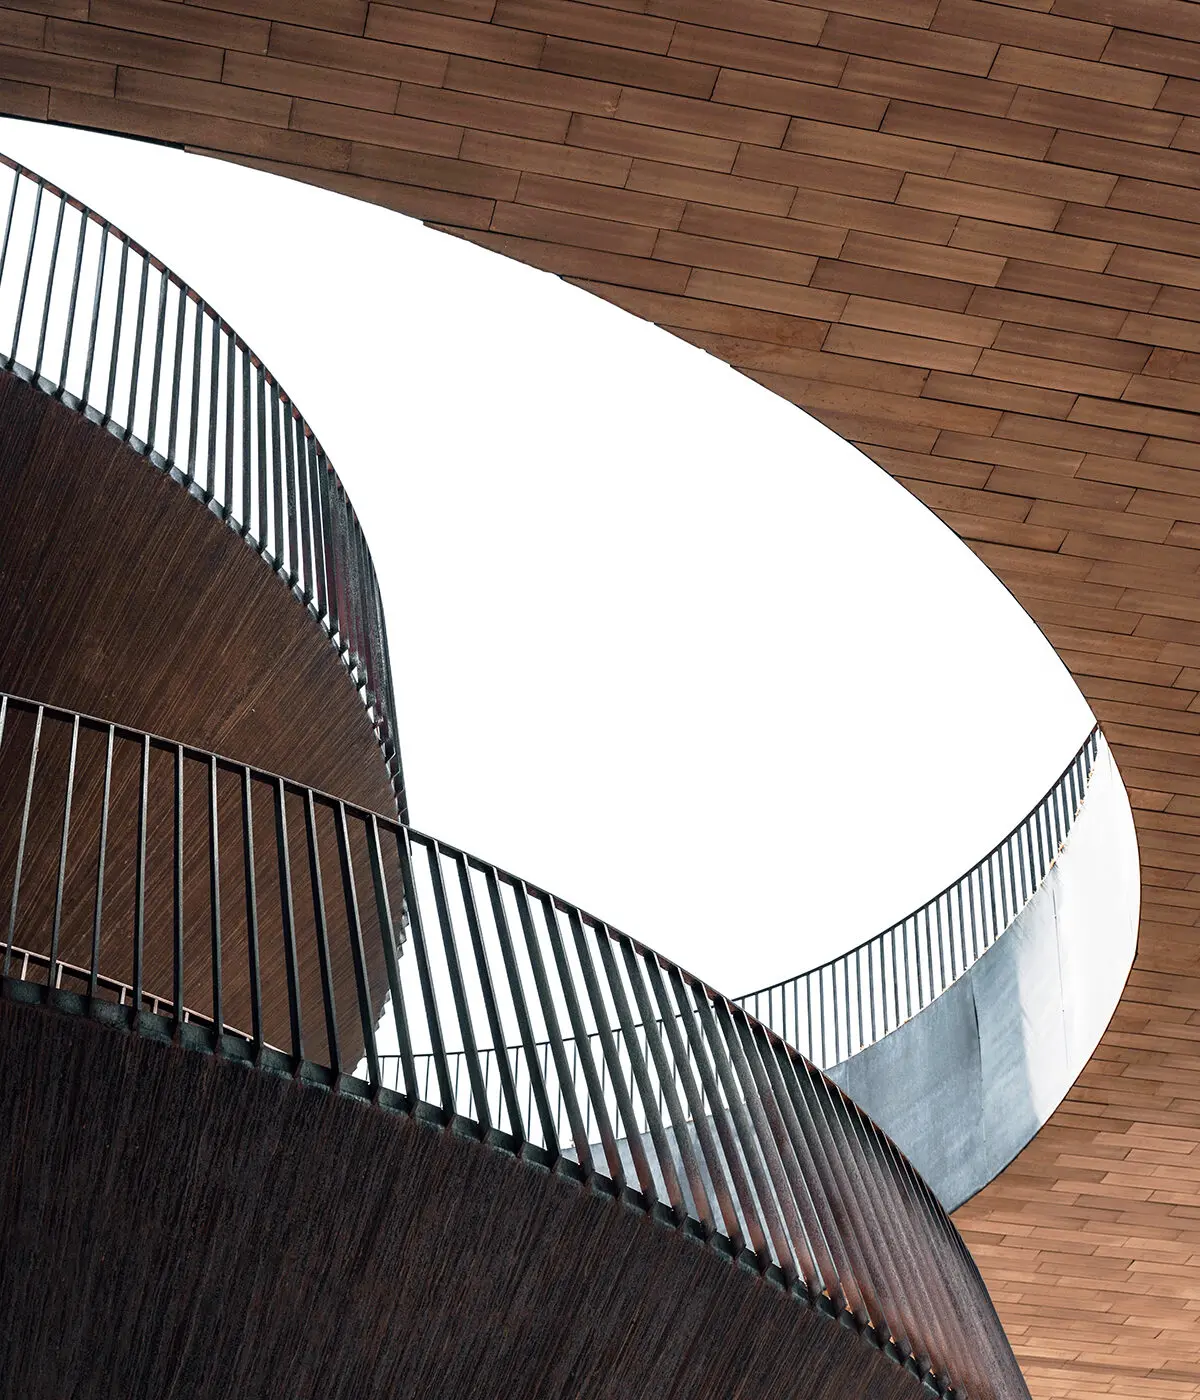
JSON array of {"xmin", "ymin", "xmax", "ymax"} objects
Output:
[
  {"xmin": 273, "ymin": 778, "xmax": 303, "ymax": 1062},
  {"xmin": 132, "ymin": 733, "xmax": 149, "ymax": 1016},
  {"xmin": 729, "ymin": 1008, "xmax": 824, "ymax": 1290},
  {"xmin": 307, "ymin": 436, "xmax": 328, "ymax": 623},
  {"xmin": 394, "ymin": 829, "xmax": 453, "ymax": 1115},
  {"xmin": 9, "ymin": 179, "xmax": 45, "ymax": 371},
  {"xmin": 854, "ymin": 947, "xmax": 864, "ymax": 1052},
  {"xmin": 270, "ymin": 379, "xmax": 285, "ymax": 569},
  {"xmin": 542, "ymin": 899, "xmax": 625, "ymax": 1177},
  {"xmin": 368, "ymin": 814, "xmax": 416, "ymax": 1104},
  {"xmin": 208, "ymin": 755, "xmax": 223, "ymax": 1044},
  {"xmin": 124, "ymin": 256, "xmax": 150, "ymax": 441},
  {"xmin": 644, "ymin": 952, "xmax": 729, "ymax": 1238},
  {"xmin": 296, "ymin": 424, "xmax": 314, "ymax": 605},
  {"xmin": 144, "ymin": 264, "xmax": 169, "ymax": 452},
  {"xmin": 425, "ymin": 840, "xmax": 489, "ymax": 1122},
  {"xmin": 622, "ymin": 938, "xmax": 706, "ymax": 1220},
  {"xmin": 256, "ymin": 361, "xmax": 269, "ymax": 548},
  {"xmin": 483, "ymin": 866, "xmax": 556, "ymax": 1154},
  {"xmin": 32, "ymin": 190, "xmax": 65, "ymax": 381},
  {"xmin": 1005, "ymin": 840, "xmax": 1017, "ymax": 927},
  {"xmin": 0, "ymin": 166, "xmax": 21, "ymax": 312},
  {"xmin": 334, "ymin": 802, "xmax": 378, "ymax": 1090},
  {"xmin": 916, "ymin": 910, "xmax": 929, "ymax": 1003},
  {"xmin": 48, "ymin": 714, "xmax": 80, "ymax": 985},
  {"xmin": 512, "ymin": 880, "xmax": 593, "ymax": 1172},
  {"xmin": 957, "ymin": 873, "xmax": 974, "ymax": 985},
  {"xmin": 173, "ymin": 744, "xmax": 184, "ymax": 1026},
  {"xmin": 986, "ymin": 852, "xmax": 1000, "ymax": 949},
  {"xmin": 89, "ymin": 724, "xmax": 114, "ymax": 1000},
  {"xmin": 818, "ymin": 965, "xmax": 826, "ymax": 1068},
  {"xmin": 1017, "ymin": 819, "xmax": 1030, "ymax": 906},
  {"xmin": 166, "ymin": 276, "xmax": 187, "ymax": 465},
  {"xmin": 343, "ymin": 498, "xmax": 362, "ymax": 674},
  {"xmin": 456, "ymin": 851, "xmax": 523, "ymax": 1139},
  {"xmin": 242, "ymin": 768, "xmax": 263, "ymax": 1057},
  {"xmin": 283, "ymin": 405, "xmax": 299, "ymax": 588},
  {"xmin": 318, "ymin": 450, "xmax": 339, "ymax": 641},
  {"xmin": 224, "ymin": 329, "xmax": 235, "ymax": 513},
  {"xmin": 303, "ymin": 790, "xmax": 341, "ymax": 1078},
  {"xmin": 4, "ymin": 705, "xmax": 43, "ymax": 976},
  {"xmin": 57, "ymin": 201, "xmax": 89, "ymax": 392},
  {"xmin": 205, "ymin": 311, "xmax": 219, "ymax": 499},
  {"xmin": 693, "ymin": 988, "xmax": 791, "ymax": 1272},
  {"xmin": 563, "ymin": 909, "xmax": 637, "ymax": 1190},
  {"xmin": 186, "ymin": 294, "xmax": 204, "ymax": 482},
  {"xmin": 666, "ymin": 964, "xmax": 757, "ymax": 1255},
  {"xmin": 241, "ymin": 347, "xmax": 252, "ymax": 530},
  {"xmin": 103, "ymin": 240, "xmax": 128, "ymax": 424},
  {"xmin": 901, "ymin": 917, "xmax": 912, "ymax": 1024},
  {"xmin": 889, "ymin": 927, "xmax": 899, "ymax": 1030},
  {"xmin": 910, "ymin": 916, "xmax": 924, "ymax": 1011},
  {"xmin": 829, "ymin": 961, "xmax": 839, "ymax": 1064},
  {"xmin": 80, "ymin": 220, "xmax": 108, "ymax": 408}
]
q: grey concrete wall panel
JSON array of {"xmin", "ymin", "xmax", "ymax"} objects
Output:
[{"xmin": 829, "ymin": 740, "xmax": 1139, "ymax": 1211}]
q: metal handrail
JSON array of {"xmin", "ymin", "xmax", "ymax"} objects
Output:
[
  {"xmin": 4, "ymin": 943, "xmax": 259, "ymax": 1042},
  {"xmin": 0, "ymin": 688, "xmax": 1028, "ymax": 1400},
  {"xmin": 386, "ymin": 724, "xmax": 1102, "ymax": 1107},
  {"xmin": 739, "ymin": 725, "xmax": 1101, "ymax": 1067},
  {"xmin": 0, "ymin": 154, "xmax": 405, "ymax": 817}
]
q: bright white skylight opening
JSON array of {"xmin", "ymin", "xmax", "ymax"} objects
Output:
[{"xmin": 0, "ymin": 116, "xmax": 1094, "ymax": 995}]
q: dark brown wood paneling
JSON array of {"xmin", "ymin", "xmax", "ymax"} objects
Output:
[
  {"xmin": 7, "ymin": 6, "xmax": 1200, "ymax": 1392},
  {"xmin": 0, "ymin": 371, "xmax": 394, "ymax": 819},
  {"xmin": 0, "ymin": 994, "xmax": 924, "ymax": 1400}
]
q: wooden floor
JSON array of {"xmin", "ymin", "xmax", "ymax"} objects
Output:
[{"xmin": 3, "ymin": 2, "xmax": 1200, "ymax": 1393}]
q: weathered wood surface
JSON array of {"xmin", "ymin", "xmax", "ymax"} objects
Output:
[
  {"xmin": 0, "ymin": 995, "xmax": 926, "ymax": 1400},
  {"xmin": 4, "ymin": 4, "xmax": 1200, "ymax": 1392}
]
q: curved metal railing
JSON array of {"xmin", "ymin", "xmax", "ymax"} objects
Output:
[
  {"xmin": 0, "ymin": 154, "xmax": 405, "ymax": 816},
  {"xmin": 387, "ymin": 725, "xmax": 1102, "ymax": 1115},
  {"xmin": 0, "ymin": 689, "xmax": 1027, "ymax": 1400},
  {"xmin": 738, "ymin": 725, "xmax": 1101, "ymax": 1068}
]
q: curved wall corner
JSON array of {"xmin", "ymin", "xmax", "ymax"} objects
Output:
[{"xmin": 827, "ymin": 738, "xmax": 1139, "ymax": 1213}]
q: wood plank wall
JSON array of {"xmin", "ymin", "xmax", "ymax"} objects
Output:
[{"xmin": 1, "ymin": 2, "xmax": 1199, "ymax": 1394}]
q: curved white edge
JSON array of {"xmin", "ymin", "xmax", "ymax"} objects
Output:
[{"xmin": 826, "ymin": 736, "xmax": 1140, "ymax": 1212}]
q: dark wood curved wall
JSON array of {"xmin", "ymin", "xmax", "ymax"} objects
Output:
[
  {"xmin": 0, "ymin": 994, "xmax": 925, "ymax": 1400},
  {"xmin": 5, "ymin": 5, "xmax": 1200, "ymax": 1395},
  {"xmin": 0, "ymin": 371, "xmax": 397, "ymax": 1052},
  {"xmin": 0, "ymin": 371, "xmax": 394, "ymax": 818}
]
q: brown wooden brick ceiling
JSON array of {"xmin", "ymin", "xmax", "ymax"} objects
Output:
[{"xmin": 2, "ymin": 1, "xmax": 1200, "ymax": 1394}]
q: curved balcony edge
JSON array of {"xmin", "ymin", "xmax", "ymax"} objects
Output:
[
  {"xmin": 0, "ymin": 153, "xmax": 406, "ymax": 819},
  {"xmin": 737, "ymin": 725, "xmax": 1105, "ymax": 1070},
  {"xmin": 829, "ymin": 732, "xmax": 1140, "ymax": 1211},
  {"xmin": 0, "ymin": 688, "xmax": 1030, "ymax": 1400}
]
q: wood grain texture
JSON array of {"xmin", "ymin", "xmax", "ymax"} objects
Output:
[
  {"xmin": 0, "ymin": 994, "xmax": 926, "ymax": 1400},
  {"xmin": 5, "ymin": 3, "xmax": 1200, "ymax": 1392},
  {"xmin": 0, "ymin": 371, "xmax": 395, "ymax": 818},
  {"xmin": 0, "ymin": 373, "xmax": 398, "ymax": 1053}
]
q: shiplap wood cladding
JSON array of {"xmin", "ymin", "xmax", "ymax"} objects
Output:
[{"xmin": 2, "ymin": 0, "xmax": 1200, "ymax": 1393}]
